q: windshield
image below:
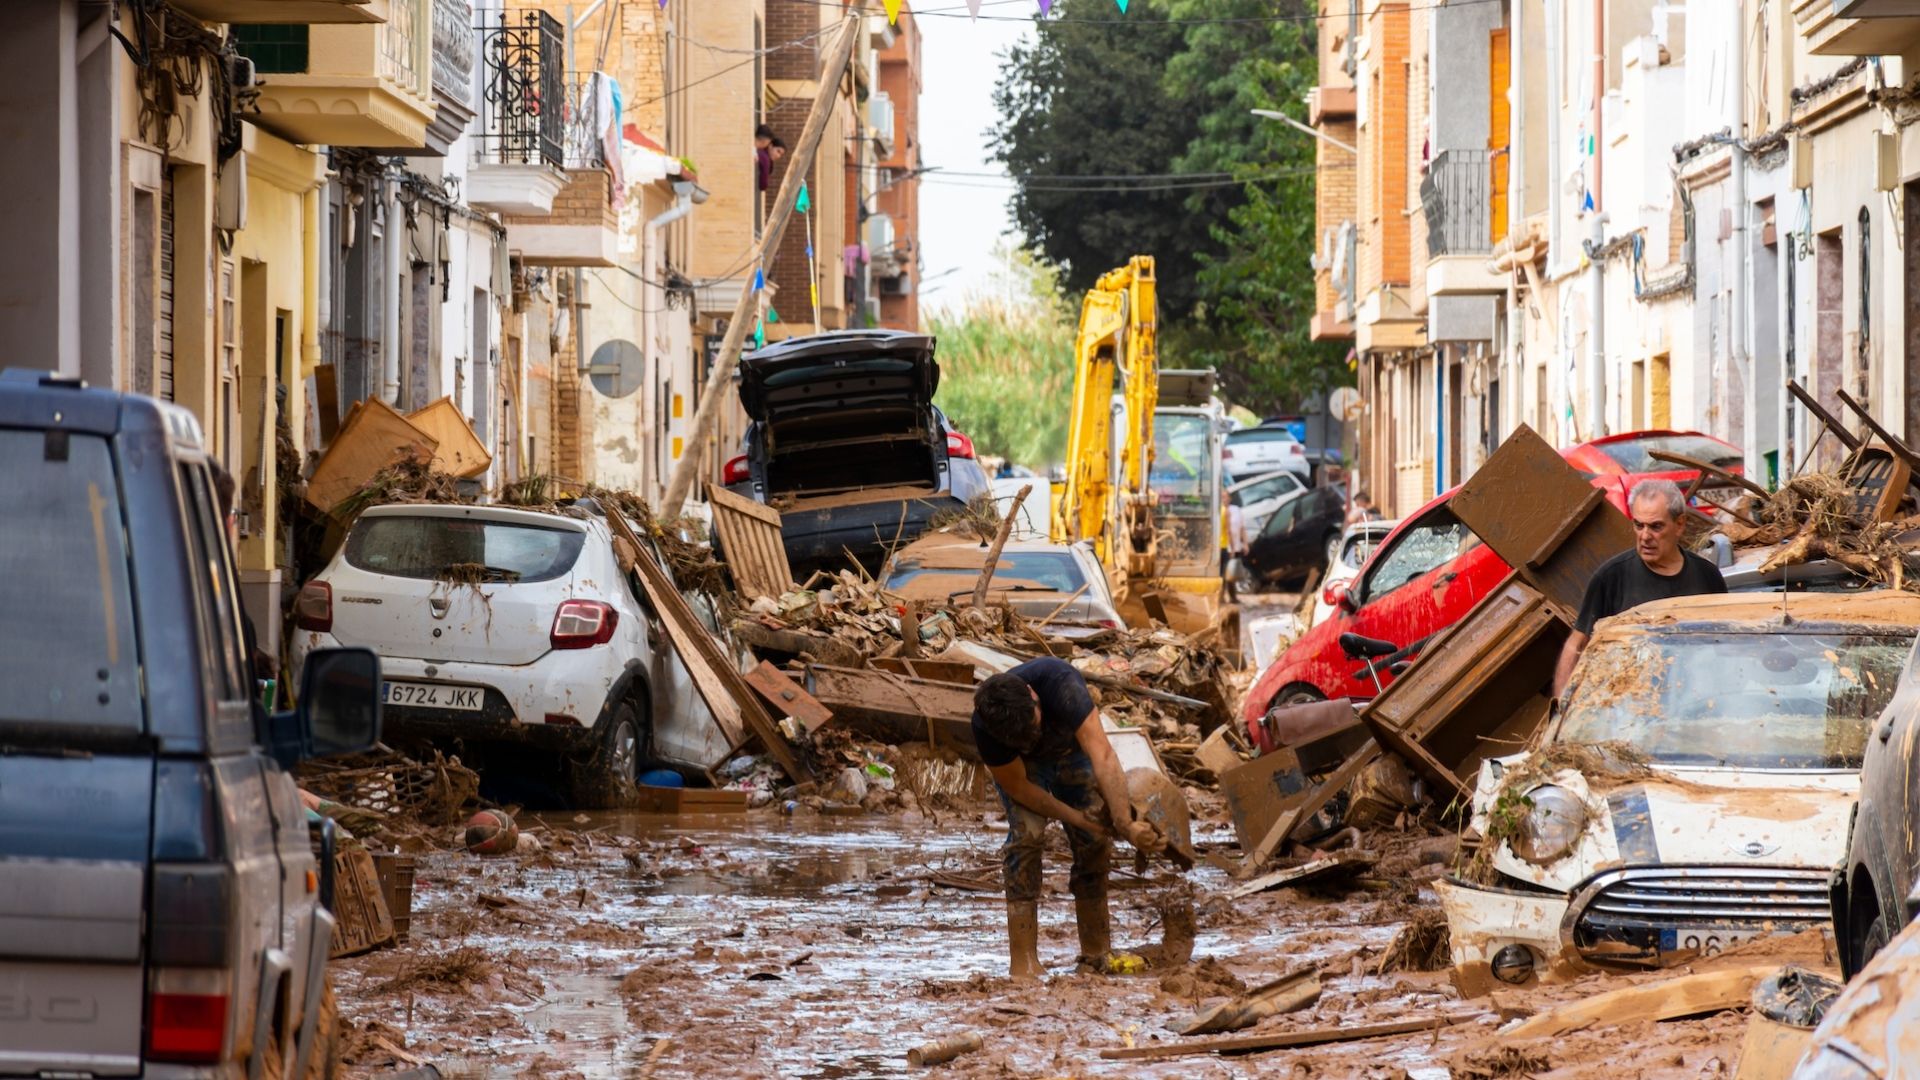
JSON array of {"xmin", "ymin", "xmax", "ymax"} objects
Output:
[
  {"xmin": 887, "ymin": 551, "xmax": 1085, "ymax": 593},
  {"xmin": 1151, "ymin": 413, "xmax": 1217, "ymax": 516},
  {"xmin": 1340, "ymin": 529, "xmax": 1386, "ymax": 569},
  {"xmin": 1226, "ymin": 428, "xmax": 1299, "ymax": 445},
  {"xmin": 1597, "ymin": 434, "xmax": 1743, "ymax": 473},
  {"xmin": 0, "ymin": 430, "xmax": 142, "ymax": 730},
  {"xmin": 1559, "ymin": 630, "xmax": 1910, "ymax": 769},
  {"xmin": 345, "ymin": 516, "xmax": 586, "ymax": 583}
]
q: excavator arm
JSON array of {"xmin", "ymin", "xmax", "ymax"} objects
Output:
[{"xmin": 1054, "ymin": 256, "xmax": 1159, "ymax": 571}]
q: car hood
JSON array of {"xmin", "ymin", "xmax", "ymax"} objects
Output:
[
  {"xmin": 1471, "ymin": 758, "xmax": 1859, "ymax": 894},
  {"xmin": 738, "ymin": 332, "xmax": 938, "ymax": 424}
]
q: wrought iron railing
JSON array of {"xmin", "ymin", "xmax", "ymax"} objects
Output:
[
  {"xmin": 1420, "ymin": 148, "xmax": 1492, "ymax": 257},
  {"xmin": 475, "ymin": 10, "xmax": 564, "ymax": 169},
  {"xmin": 563, "ymin": 74, "xmax": 609, "ymax": 169}
]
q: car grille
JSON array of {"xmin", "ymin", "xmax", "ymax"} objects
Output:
[{"xmin": 1578, "ymin": 867, "xmax": 1832, "ymax": 925}]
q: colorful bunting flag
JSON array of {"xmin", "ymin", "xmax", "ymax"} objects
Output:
[
  {"xmin": 795, "ymin": 182, "xmax": 811, "ymax": 214},
  {"xmin": 752, "ymin": 267, "xmax": 765, "ymax": 292},
  {"xmin": 1115, "ymin": 0, "xmax": 1129, "ymax": 9},
  {"xmin": 966, "ymin": 0, "xmax": 982, "ymax": 18},
  {"xmin": 1038, "ymin": 0, "xmax": 1054, "ymax": 14},
  {"xmin": 883, "ymin": 0, "xmax": 902, "ymax": 25}
]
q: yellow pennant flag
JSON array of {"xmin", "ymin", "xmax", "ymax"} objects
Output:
[{"xmin": 883, "ymin": 0, "xmax": 902, "ymax": 24}]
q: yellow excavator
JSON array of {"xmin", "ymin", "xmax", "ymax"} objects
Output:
[{"xmin": 1050, "ymin": 255, "xmax": 1229, "ymax": 637}]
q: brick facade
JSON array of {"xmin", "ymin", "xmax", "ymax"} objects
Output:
[{"xmin": 875, "ymin": 10, "xmax": 922, "ymax": 331}]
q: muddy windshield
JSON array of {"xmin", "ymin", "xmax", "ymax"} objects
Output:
[
  {"xmin": 345, "ymin": 516, "xmax": 585, "ymax": 584},
  {"xmin": 1559, "ymin": 630, "xmax": 1911, "ymax": 769},
  {"xmin": 1150, "ymin": 413, "xmax": 1216, "ymax": 517}
]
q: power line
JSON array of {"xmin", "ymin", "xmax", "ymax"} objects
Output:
[{"xmin": 788, "ymin": 0, "xmax": 1501, "ymax": 26}]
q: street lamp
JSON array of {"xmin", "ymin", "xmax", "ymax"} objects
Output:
[{"xmin": 1250, "ymin": 108, "xmax": 1358, "ymax": 155}]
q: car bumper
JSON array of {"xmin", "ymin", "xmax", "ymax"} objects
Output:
[
  {"xmin": 292, "ymin": 631, "xmax": 614, "ymax": 750},
  {"xmin": 1437, "ymin": 877, "xmax": 1576, "ymax": 994},
  {"xmin": 777, "ymin": 492, "xmax": 965, "ymax": 573}
]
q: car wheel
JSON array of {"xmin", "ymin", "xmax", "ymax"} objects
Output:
[
  {"xmin": 1276, "ymin": 683, "xmax": 1326, "ymax": 708},
  {"xmin": 572, "ymin": 699, "xmax": 643, "ymax": 809},
  {"xmin": 1857, "ymin": 911, "xmax": 1892, "ymax": 973}
]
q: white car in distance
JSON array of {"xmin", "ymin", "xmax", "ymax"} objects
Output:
[{"xmin": 290, "ymin": 501, "xmax": 726, "ymax": 806}]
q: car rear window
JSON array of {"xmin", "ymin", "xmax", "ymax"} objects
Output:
[
  {"xmin": 0, "ymin": 429, "xmax": 142, "ymax": 730},
  {"xmin": 888, "ymin": 551, "xmax": 1085, "ymax": 594},
  {"xmin": 1227, "ymin": 428, "xmax": 1300, "ymax": 445},
  {"xmin": 344, "ymin": 516, "xmax": 585, "ymax": 583},
  {"xmin": 1597, "ymin": 435, "xmax": 1742, "ymax": 473}
]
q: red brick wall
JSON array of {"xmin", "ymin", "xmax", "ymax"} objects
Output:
[{"xmin": 876, "ymin": 11, "xmax": 921, "ymax": 331}]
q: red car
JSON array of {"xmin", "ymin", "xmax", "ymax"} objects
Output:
[{"xmin": 1241, "ymin": 431, "xmax": 1742, "ymax": 752}]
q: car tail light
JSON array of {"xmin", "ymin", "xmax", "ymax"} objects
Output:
[
  {"xmin": 147, "ymin": 969, "xmax": 230, "ymax": 1064},
  {"xmin": 293, "ymin": 580, "xmax": 331, "ymax": 632},
  {"xmin": 1222, "ymin": 448, "xmax": 1234, "ymax": 460},
  {"xmin": 722, "ymin": 454, "xmax": 752, "ymax": 485},
  {"xmin": 551, "ymin": 600, "xmax": 618, "ymax": 649},
  {"xmin": 1097, "ymin": 619, "xmax": 1118, "ymax": 629},
  {"xmin": 946, "ymin": 431, "xmax": 976, "ymax": 459}
]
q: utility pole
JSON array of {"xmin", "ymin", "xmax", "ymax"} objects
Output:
[{"xmin": 660, "ymin": 9, "xmax": 863, "ymax": 517}]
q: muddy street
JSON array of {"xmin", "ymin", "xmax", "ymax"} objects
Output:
[{"xmin": 329, "ymin": 804, "xmax": 1792, "ymax": 1079}]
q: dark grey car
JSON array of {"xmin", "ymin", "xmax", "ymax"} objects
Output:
[
  {"xmin": 0, "ymin": 369, "xmax": 380, "ymax": 1076},
  {"xmin": 1836, "ymin": 631, "xmax": 1920, "ymax": 977},
  {"xmin": 722, "ymin": 330, "xmax": 989, "ymax": 577}
]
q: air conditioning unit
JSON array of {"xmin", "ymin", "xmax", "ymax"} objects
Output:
[{"xmin": 879, "ymin": 273, "xmax": 911, "ymax": 298}]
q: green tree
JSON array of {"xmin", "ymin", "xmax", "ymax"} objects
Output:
[
  {"xmin": 930, "ymin": 247, "xmax": 1077, "ymax": 468},
  {"xmin": 989, "ymin": 0, "xmax": 1351, "ymax": 414}
]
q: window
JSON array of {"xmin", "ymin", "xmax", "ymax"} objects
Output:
[
  {"xmin": 888, "ymin": 551, "xmax": 1085, "ymax": 595},
  {"xmin": 1360, "ymin": 506, "xmax": 1470, "ymax": 604},
  {"xmin": 1235, "ymin": 472, "xmax": 1302, "ymax": 506},
  {"xmin": 0, "ymin": 431, "xmax": 142, "ymax": 730},
  {"xmin": 1150, "ymin": 413, "xmax": 1217, "ymax": 515},
  {"xmin": 1594, "ymin": 434, "xmax": 1742, "ymax": 474},
  {"xmin": 1260, "ymin": 497, "xmax": 1302, "ymax": 538},
  {"xmin": 345, "ymin": 515, "xmax": 586, "ymax": 583}
]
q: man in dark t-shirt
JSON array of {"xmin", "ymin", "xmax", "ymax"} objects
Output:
[
  {"xmin": 972, "ymin": 657, "xmax": 1158, "ymax": 979},
  {"xmin": 1553, "ymin": 478, "xmax": 1727, "ymax": 694}
]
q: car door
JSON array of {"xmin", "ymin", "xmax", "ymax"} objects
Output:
[
  {"xmin": 1333, "ymin": 501, "xmax": 1504, "ymax": 694},
  {"xmin": 1244, "ymin": 496, "xmax": 1305, "ymax": 580}
]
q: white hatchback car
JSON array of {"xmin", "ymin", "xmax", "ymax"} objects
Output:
[{"xmin": 290, "ymin": 501, "xmax": 726, "ymax": 806}]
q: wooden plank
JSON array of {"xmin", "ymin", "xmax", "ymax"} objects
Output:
[
  {"xmin": 1506, "ymin": 965, "xmax": 1775, "ymax": 1039},
  {"xmin": 742, "ymin": 661, "xmax": 833, "ymax": 735},
  {"xmin": 610, "ymin": 508, "xmax": 814, "ymax": 783},
  {"xmin": 730, "ymin": 619, "xmax": 870, "ymax": 668},
  {"xmin": 1645, "ymin": 451, "xmax": 1770, "ymax": 500},
  {"xmin": 1838, "ymin": 389, "xmax": 1920, "ymax": 482},
  {"xmin": 636, "ymin": 785, "xmax": 750, "ymax": 815},
  {"xmin": 804, "ymin": 664, "xmax": 978, "ymax": 754},
  {"xmin": 305, "ymin": 398, "xmax": 440, "ymax": 515},
  {"xmin": 706, "ymin": 482, "xmax": 795, "ymax": 600},
  {"xmin": 1217, "ymin": 747, "xmax": 1311, "ymax": 854},
  {"xmin": 1220, "ymin": 850, "xmax": 1375, "ymax": 902},
  {"xmin": 406, "ymin": 396, "xmax": 492, "ymax": 478},
  {"xmin": 1178, "ymin": 966, "xmax": 1321, "ymax": 1035},
  {"xmin": 1237, "ymin": 742, "xmax": 1378, "ymax": 875},
  {"xmin": 1097, "ymin": 1013, "xmax": 1478, "ymax": 1061},
  {"xmin": 1449, "ymin": 424, "xmax": 1634, "ymax": 619},
  {"xmin": 871, "ymin": 657, "xmax": 977, "ymax": 686}
]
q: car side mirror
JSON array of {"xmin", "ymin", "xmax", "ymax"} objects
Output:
[
  {"xmin": 1337, "ymin": 585, "xmax": 1358, "ymax": 614},
  {"xmin": 269, "ymin": 647, "xmax": 382, "ymax": 767}
]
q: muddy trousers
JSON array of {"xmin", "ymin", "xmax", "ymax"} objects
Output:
[{"xmin": 994, "ymin": 751, "xmax": 1112, "ymax": 905}]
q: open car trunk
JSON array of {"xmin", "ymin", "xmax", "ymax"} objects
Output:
[{"xmin": 741, "ymin": 332, "xmax": 943, "ymax": 499}]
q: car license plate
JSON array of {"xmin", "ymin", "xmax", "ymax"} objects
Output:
[
  {"xmin": 1657, "ymin": 927, "xmax": 1765, "ymax": 957},
  {"xmin": 382, "ymin": 681, "xmax": 483, "ymax": 711}
]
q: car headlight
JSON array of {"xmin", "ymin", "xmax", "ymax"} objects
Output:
[{"xmin": 1510, "ymin": 784, "xmax": 1589, "ymax": 865}]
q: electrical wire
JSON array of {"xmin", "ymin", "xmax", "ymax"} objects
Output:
[
  {"xmin": 630, "ymin": 22, "xmax": 841, "ymax": 109},
  {"xmin": 787, "ymin": 0, "xmax": 1502, "ymax": 26}
]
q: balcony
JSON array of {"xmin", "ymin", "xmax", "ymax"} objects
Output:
[
  {"xmin": 499, "ymin": 74, "xmax": 619, "ymax": 265},
  {"xmin": 1421, "ymin": 149, "xmax": 1505, "ymax": 298},
  {"xmin": 235, "ymin": 0, "xmax": 437, "ymax": 150},
  {"xmin": 172, "ymin": 0, "xmax": 377, "ymax": 22},
  {"xmin": 468, "ymin": 9, "xmax": 569, "ymax": 215},
  {"xmin": 1797, "ymin": 0, "xmax": 1920, "ymax": 53}
]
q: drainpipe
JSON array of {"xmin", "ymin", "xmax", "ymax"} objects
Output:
[
  {"xmin": 301, "ymin": 182, "xmax": 320, "ymax": 449},
  {"xmin": 1545, "ymin": 0, "xmax": 1563, "ymax": 271},
  {"xmin": 382, "ymin": 170, "xmax": 404, "ymax": 404},
  {"xmin": 1506, "ymin": 0, "xmax": 1525, "ymax": 441},
  {"xmin": 1731, "ymin": 19, "xmax": 1755, "ymax": 477},
  {"xmin": 1588, "ymin": 211, "xmax": 1607, "ymax": 439}
]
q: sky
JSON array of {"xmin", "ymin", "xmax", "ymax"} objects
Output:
[{"xmin": 910, "ymin": 4, "xmax": 1033, "ymax": 313}]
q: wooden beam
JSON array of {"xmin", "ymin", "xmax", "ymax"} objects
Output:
[
  {"xmin": 1235, "ymin": 741, "xmax": 1378, "ymax": 877},
  {"xmin": 1645, "ymin": 451, "xmax": 1771, "ymax": 500},
  {"xmin": 1097, "ymin": 1013, "xmax": 1478, "ymax": 1061},
  {"xmin": 1787, "ymin": 379, "xmax": 1863, "ymax": 453},
  {"xmin": 1506, "ymin": 964, "xmax": 1776, "ymax": 1039},
  {"xmin": 1836, "ymin": 389, "xmax": 1920, "ymax": 481}
]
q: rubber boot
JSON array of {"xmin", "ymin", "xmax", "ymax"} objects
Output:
[
  {"xmin": 1006, "ymin": 900, "xmax": 1040, "ymax": 981},
  {"xmin": 1074, "ymin": 891, "xmax": 1112, "ymax": 972}
]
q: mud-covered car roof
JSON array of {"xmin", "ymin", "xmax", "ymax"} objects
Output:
[{"xmin": 1590, "ymin": 589, "xmax": 1920, "ymax": 637}]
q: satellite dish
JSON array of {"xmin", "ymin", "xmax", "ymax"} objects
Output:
[
  {"xmin": 1329, "ymin": 386, "xmax": 1364, "ymax": 422},
  {"xmin": 588, "ymin": 339, "xmax": 644, "ymax": 399}
]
